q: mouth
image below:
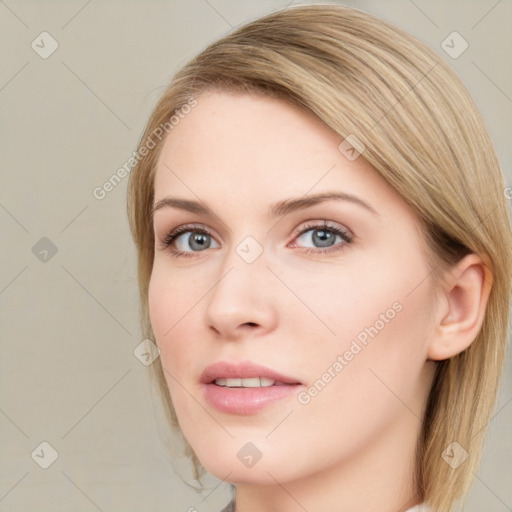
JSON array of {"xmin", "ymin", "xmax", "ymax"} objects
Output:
[
  {"xmin": 212, "ymin": 377, "xmax": 293, "ymax": 388},
  {"xmin": 200, "ymin": 360, "xmax": 302, "ymax": 386},
  {"xmin": 200, "ymin": 360, "xmax": 304, "ymax": 415}
]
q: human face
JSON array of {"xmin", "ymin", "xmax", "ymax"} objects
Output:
[{"xmin": 149, "ymin": 90, "xmax": 437, "ymax": 486}]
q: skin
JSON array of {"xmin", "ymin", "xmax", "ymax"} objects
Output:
[{"xmin": 148, "ymin": 90, "xmax": 492, "ymax": 512}]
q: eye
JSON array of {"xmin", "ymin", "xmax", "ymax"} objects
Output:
[
  {"xmin": 290, "ymin": 221, "xmax": 353, "ymax": 254},
  {"xmin": 158, "ymin": 223, "xmax": 220, "ymax": 258}
]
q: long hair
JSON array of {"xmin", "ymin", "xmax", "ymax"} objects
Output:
[{"xmin": 127, "ymin": 5, "xmax": 512, "ymax": 510}]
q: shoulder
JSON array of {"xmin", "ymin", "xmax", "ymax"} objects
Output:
[{"xmin": 219, "ymin": 498, "xmax": 235, "ymax": 512}]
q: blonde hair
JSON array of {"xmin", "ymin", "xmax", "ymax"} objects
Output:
[{"xmin": 127, "ymin": 4, "xmax": 512, "ymax": 510}]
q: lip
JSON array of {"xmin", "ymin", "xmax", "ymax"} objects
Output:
[
  {"xmin": 201, "ymin": 360, "xmax": 304, "ymax": 415},
  {"xmin": 200, "ymin": 360, "xmax": 302, "ymax": 385}
]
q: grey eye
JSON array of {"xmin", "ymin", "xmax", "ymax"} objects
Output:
[{"xmin": 175, "ymin": 231, "xmax": 219, "ymax": 252}]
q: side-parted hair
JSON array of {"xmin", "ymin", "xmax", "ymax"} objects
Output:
[{"xmin": 127, "ymin": 5, "xmax": 512, "ymax": 511}]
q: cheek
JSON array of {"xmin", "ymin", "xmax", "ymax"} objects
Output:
[
  {"xmin": 295, "ymin": 252, "xmax": 434, "ymax": 403},
  {"xmin": 283, "ymin": 262, "xmax": 398, "ymax": 345},
  {"xmin": 148, "ymin": 270, "xmax": 192, "ymax": 415},
  {"xmin": 148, "ymin": 263, "xmax": 198, "ymax": 340},
  {"xmin": 148, "ymin": 267, "xmax": 170, "ymax": 342},
  {"xmin": 148, "ymin": 266, "xmax": 190, "ymax": 371},
  {"xmin": 148, "ymin": 263, "xmax": 210, "ymax": 391},
  {"xmin": 287, "ymin": 289, "xmax": 432, "ymax": 467}
]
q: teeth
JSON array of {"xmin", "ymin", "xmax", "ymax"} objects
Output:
[{"xmin": 214, "ymin": 377, "xmax": 276, "ymax": 387}]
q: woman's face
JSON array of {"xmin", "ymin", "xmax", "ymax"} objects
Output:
[{"xmin": 149, "ymin": 90, "xmax": 438, "ymax": 484}]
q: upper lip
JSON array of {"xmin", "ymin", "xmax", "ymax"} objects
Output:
[{"xmin": 200, "ymin": 360, "xmax": 302, "ymax": 385}]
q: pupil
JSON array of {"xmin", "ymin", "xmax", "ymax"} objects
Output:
[
  {"xmin": 190, "ymin": 233, "xmax": 210, "ymax": 250},
  {"xmin": 313, "ymin": 229, "xmax": 334, "ymax": 247}
]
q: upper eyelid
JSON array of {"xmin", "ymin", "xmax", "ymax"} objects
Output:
[{"xmin": 162, "ymin": 220, "xmax": 351, "ymax": 244}]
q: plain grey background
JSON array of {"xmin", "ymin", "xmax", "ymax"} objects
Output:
[{"xmin": 1, "ymin": 1, "xmax": 511, "ymax": 511}]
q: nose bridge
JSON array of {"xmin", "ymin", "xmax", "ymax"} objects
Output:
[
  {"xmin": 203, "ymin": 233, "xmax": 277, "ymax": 336},
  {"xmin": 217, "ymin": 232, "xmax": 269, "ymax": 286}
]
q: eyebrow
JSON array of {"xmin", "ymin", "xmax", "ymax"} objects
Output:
[{"xmin": 151, "ymin": 191, "xmax": 379, "ymax": 219}]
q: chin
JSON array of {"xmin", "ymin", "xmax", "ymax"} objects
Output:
[
  {"xmin": 195, "ymin": 444, "xmax": 305, "ymax": 486},
  {"xmin": 208, "ymin": 463, "xmax": 291, "ymax": 485}
]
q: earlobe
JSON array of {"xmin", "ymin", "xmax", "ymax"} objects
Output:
[{"xmin": 427, "ymin": 254, "xmax": 493, "ymax": 361}]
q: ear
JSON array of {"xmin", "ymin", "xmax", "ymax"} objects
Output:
[{"xmin": 427, "ymin": 254, "xmax": 493, "ymax": 361}]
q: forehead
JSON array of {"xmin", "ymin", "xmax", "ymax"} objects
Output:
[
  {"xmin": 155, "ymin": 90, "xmax": 341, "ymax": 176},
  {"xmin": 153, "ymin": 90, "xmax": 410, "ymax": 222}
]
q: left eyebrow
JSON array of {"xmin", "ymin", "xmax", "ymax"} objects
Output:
[
  {"xmin": 151, "ymin": 190, "xmax": 379, "ymax": 219},
  {"xmin": 269, "ymin": 191, "xmax": 379, "ymax": 217}
]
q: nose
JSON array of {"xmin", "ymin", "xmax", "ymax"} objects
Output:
[{"xmin": 203, "ymin": 243, "xmax": 278, "ymax": 340}]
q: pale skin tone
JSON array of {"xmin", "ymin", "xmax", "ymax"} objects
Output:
[{"xmin": 148, "ymin": 90, "xmax": 492, "ymax": 512}]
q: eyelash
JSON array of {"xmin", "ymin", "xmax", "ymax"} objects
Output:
[{"xmin": 158, "ymin": 221, "xmax": 353, "ymax": 259}]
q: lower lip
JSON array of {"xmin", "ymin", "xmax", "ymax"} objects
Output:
[{"xmin": 203, "ymin": 383, "xmax": 303, "ymax": 414}]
